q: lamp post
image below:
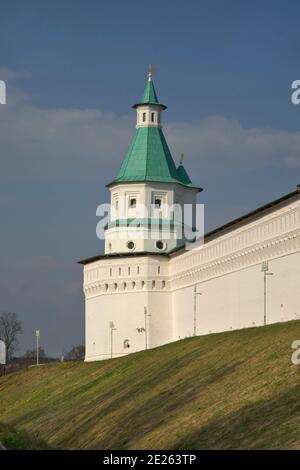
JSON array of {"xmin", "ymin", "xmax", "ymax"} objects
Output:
[
  {"xmin": 109, "ymin": 322, "xmax": 117, "ymax": 359},
  {"xmin": 193, "ymin": 285, "xmax": 202, "ymax": 336},
  {"xmin": 261, "ymin": 261, "xmax": 274, "ymax": 326},
  {"xmin": 144, "ymin": 307, "xmax": 151, "ymax": 349},
  {"xmin": 35, "ymin": 330, "xmax": 40, "ymax": 366}
]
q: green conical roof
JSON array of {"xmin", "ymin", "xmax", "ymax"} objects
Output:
[
  {"xmin": 141, "ymin": 79, "xmax": 159, "ymax": 105},
  {"xmin": 112, "ymin": 127, "xmax": 199, "ymax": 188},
  {"xmin": 108, "ymin": 76, "xmax": 201, "ymax": 190},
  {"xmin": 115, "ymin": 127, "xmax": 180, "ymax": 184},
  {"xmin": 132, "ymin": 77, "xmax": 166, "ymax": 109}
]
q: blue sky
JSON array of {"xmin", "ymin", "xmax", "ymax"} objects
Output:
[{"xmin": 0, "ymin": 0, "xmax": 299, "ymax": 356}]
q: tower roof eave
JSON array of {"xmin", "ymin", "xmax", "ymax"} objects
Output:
[
  {"xmin": 132, "ymin": 102, "xmax": 167, "ymax": 110},
  {"xmin": 106, "ymin": 177, "xmax": 203, "ymax": 191}
]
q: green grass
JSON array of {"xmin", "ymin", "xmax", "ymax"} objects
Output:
[{"xmin": 1, "ymin": 320, "xmax": 300, "ymax": 450}]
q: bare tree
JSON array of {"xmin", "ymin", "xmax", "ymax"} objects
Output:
[
  {"xmin": 25, "ymin": 347, "xmax": 46, "ymax": 361},
  {"xmin": 64, "ymin": 345, "xmax": 85, "ymax": 362},
  {"xmin": 0, "ymin": 312, "xmax": 22, "ymax": 361}
]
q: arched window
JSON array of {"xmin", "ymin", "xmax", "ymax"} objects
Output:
[
  {"xmin": 151, "ymin": 112, "xmax": 155, "ymax": 122},
  {"xmin": 143, "ymin": 112, "xmax": 146, "ymax": 122}
]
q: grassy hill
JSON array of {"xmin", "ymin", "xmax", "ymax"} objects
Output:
[{"xmin": 1, "ymin": 320, "xmax": 300, "ymax": 450}]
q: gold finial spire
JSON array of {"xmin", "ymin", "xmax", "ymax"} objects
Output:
[{"xmin": 148, "ymin": 65, "xmax": 156, "ymax": 81}]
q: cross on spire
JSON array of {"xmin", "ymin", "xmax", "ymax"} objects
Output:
[{"xmin": 148, "ymin": 65, "xmax": 156, "ymax": 81}]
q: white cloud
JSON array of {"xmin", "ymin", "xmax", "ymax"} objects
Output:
[
  {"xmin": 166, "ymin": 117, "xmax": 300, "ymax": 169},
  {"xmin": 0, "ymin": 69, "xmax": 299, "ymax": 182}
]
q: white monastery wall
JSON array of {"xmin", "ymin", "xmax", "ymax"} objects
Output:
[
  {"xmin": 84, "ymin": 193, "xmax": 300, "ymax": 361},
  {"xmin": 171, "ymin": 195, "xmax": 300, "ymax": 339}
]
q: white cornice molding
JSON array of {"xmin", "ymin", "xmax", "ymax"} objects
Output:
[{"xmin": 171, "ymin": 229, "xmax": 300, "ymax": 290}]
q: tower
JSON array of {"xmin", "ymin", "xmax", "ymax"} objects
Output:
[
  {"xmin": 105, "ymin": 70, "xmax": 202, "ymax": 255},
  {"xmin": 81, "ymin": 70, "xmax": 203, "ymax": 361}
]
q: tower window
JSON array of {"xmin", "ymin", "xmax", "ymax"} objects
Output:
[
  {"xmin": 129, "ymin": 198, "xmax": 136, "ymax": 208},
  {"xmin": 151, "ymin": 112, "xmax": 155, "ymax": 122},
  {"xmin": 156, "ymin": 240, "xmax": 165, "ymax": 250},
  {"xmin": 127, "ymin": 242, "xmax": 135, "ymax": 251},
  {"xmin": 158, "ymin": 266, "xmax": 161, "ymax": 274},
  {"xmin": 110, "ymin": 268, "xmax": 112, "ymax": 276},
  {"xmin": 154, "ymin": 198, "xmax": 161, "ymax": 208},
  {"xmin": 142, "ymin": 112, "xmax": 146, "ymax": 122},
  {"xmin": 119, "ymin": 267, "xmax": 121, "ymax": 276}
]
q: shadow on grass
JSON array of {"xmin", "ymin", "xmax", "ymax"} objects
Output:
[
  {"xmin": 68, "ymin": 360, "xmax": 242, "ymax": 449},
  {"xmin": 0, "ymin": 422, "xmax": 54, "ymax": 450},
  {"xmin": 173, "ymin": 383, "xmax": 300, "ymax": 450}
]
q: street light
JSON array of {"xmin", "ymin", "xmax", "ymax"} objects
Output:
[
  {"xmin": 35, "ymin": 330, "xmax": 40, "ymax": 366},
  {"xmin": 109, "ymin": 321, "xmax": 117, "ymax": 359},
  {"xmin": 144, "ymin": 307, "xmax": 151, "ymax": 349},
  {"xmin": 261, "ymin": 261, "xmax": 274, "ymax": 326},
  {"xmin": 193, "ymin": 285, "xmax": 202, "ymax": 336}
]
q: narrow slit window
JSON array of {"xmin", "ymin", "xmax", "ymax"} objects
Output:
[
  {"xmin": 129, "ymin": 198, "xmax": 136, "ymax": 208},
  {"xmin": 143, "ymin": 112, "xmax": 146, "ymax": 122},
  {"xmin": 151, "ymin": 112, "xmax": 155, "ymax": 122}
]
